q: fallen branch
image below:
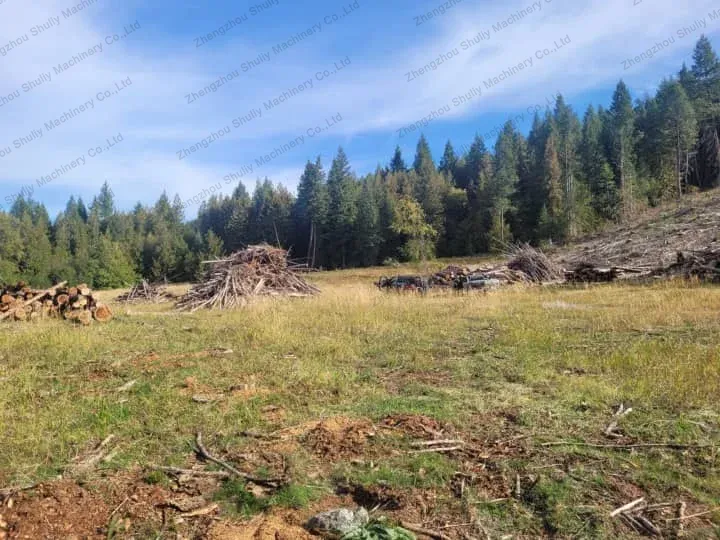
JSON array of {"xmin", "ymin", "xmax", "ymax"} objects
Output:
[
  {"xmin": 666, "ymin": 505, "xmax": 720, "ymax": 521},
  {"xmin": 611, "ymin": 497, "xmax": 646, "ymax": 517},
  {"xmin": 153, "ymin": 466, "xmax": 231, "ymax": 478},
  {"xmin": 410, "ymin": 439, "xmax": 464, "ymax": 447},
  {"xmin": 604, "ymin": 403, "xmax": 632, "ymax": 439},
  {"xmin": 179, "ymin": 503, "xmax": 219, "ymax": 518},
  {"xmin": 407, "ymin": 446, "xmax": 463, "ymax": 454},
  {"xmin": 542, "ymin": 441, "xmax": 715, "ymax": 450},
  {"xmin": 400, "ymin": 521, "xmax": 452, "ymax": 540},
  {"xmin": 193, "ymin": 432, "xmax": 284, "ymax": 488}
]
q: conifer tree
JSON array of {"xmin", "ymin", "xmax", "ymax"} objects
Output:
[
  {"xmin": 609, "ymin": 80, "xmax": 637, "ymax": 217},
  {"xmin": 390, "ymin": 146, "xmax": 407, "ymax": 173},
  {"xmin": 327, "ymin": 147, "xmax": 359, "ymax": 268}
]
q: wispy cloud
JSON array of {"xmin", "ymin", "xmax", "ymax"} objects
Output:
[{"xmin": 0, "ymin": 0, "xmax": 718, "ymax": 213}]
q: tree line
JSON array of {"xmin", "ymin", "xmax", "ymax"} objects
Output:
[{"xmin": 2, "ymin": 36, "xmax": 720, "ymax": 288}]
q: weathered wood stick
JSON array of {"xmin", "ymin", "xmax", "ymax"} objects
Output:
[
  {"xmin": 611, "ymin": 497, "xmax": 645, "ymax": 517},
  {"xmin": 193, "ymin": 432, "xmax": 284, "ymax": 488},
  {"xmin": 399, "ymin": 521, "xmax": 452, "ymax": 540},
  {"xmin": 542, "ymin": 441, "xmax": 715, "ymax": 450}
]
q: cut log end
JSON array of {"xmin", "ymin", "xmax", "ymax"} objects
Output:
[{"xmin": 93, "ymin": 304, "xmax": 113, "ymax": 323}]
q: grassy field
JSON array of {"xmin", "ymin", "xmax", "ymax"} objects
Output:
[{"xmin": 0, "ymin": 270, "xmax": 719, "ymax": 538}]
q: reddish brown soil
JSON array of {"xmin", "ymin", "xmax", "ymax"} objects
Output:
[{"xmin": 304, "ymin": 417, "xmax": 376, "ymax": 460}]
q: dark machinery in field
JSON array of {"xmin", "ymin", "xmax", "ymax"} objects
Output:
[{"xmin": 376, "ymin": 275, "xmax": 430, "ymax": 293}]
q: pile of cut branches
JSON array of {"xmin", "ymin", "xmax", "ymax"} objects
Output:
[
  {"xmin": 0, "ymin": 281, "xmax": 112, "ymax": 325},
  {"xmin": 175, "ymin": 244, "xmax": 320, "ymax": 312},
  {"xmin": 659, "ymin": 250, "xmax": 720, "ymax": 282},
  {"xmin": 507, "ymin": 243, "xmax": 564, "ymax": 283},
  {"xmin": 116, "ymin": 279, "xmax": 175, "ymax": 303}
]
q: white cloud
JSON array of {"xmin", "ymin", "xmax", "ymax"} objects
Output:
[{"xmin": 0, "ymin": 0, "xmax": 717, "ymax": 209}]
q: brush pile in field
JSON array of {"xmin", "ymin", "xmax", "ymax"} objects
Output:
[
  {"xmin": 564, "ymin": 262, "xmax": 650, "ymax": 283},
  {"xmin": 658, "ymin": 250, "xmax": 720, "ymax": 282},
  {"xmin": 116, "ymin": 280, "xmax": 175, "ymax": 303},
  {"xmin": 0, "ymin": 281, "xmax": 112, "ymax": 325},
  {"xmin": 175, "ymin": 244, "xmax": 320, "ymax": 312},
  {"xmin": 507, "ymin": 244, "xmax": 564, "ymax": 283}
]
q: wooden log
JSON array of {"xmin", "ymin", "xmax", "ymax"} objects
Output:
[
  {"xmin": 93, "ymin": 304, "xmax": 113, "ymax": 323},
  {"xmin": 68, "ymin": 287, "xmax": 79, "ymax": 297},
  {"xmin": 55, "ymin": 294, "xmax": 70, "ymax": 306},
  {"xmin": 13, "ymin": 308, "xmax": 26, "ymax": 321},
  {"xmin": 64, "ymin": 309, "xmax": 81, "ymax": 321},
  {"xmin": 1, "ymin": 294, "xmax": 13, "ymax": 305},
  {"xmin": 78, "ymin": 284, "xmax": 91, "ymax": 296},
  {"xmin": 76, "ymin": 311, "xmax": 92, "ymax": 326}
]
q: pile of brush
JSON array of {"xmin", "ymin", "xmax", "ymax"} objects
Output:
[
  {"xmin": 507, "ymin": 243, "xmax": 564, "ymax": 283},
  {"xmin": 659, "ymin": 250, "xmax": 720, "ymax": 282},
  {"xmin": 116, "ymin": 279, "xmax": 175, "ymax": 303},
  {"xmin": 0, "ymin": 281, "xmax": 112, "ymax": 325},
  {"xmin": 175, "ymin": 244, "xmax": 320, "ymax": 312}
]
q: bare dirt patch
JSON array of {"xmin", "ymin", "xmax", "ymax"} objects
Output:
[
  {"xmin": 304, "ymin": 417, "xmax": 376, "ymax": 460},
  {"xmin": 1, "ymin": 472, "xmax": 172, "ymax": 540},
  {"xmin": 208, "ymin": 513, "xmax": 315, "ymax": 540},
  {"xmin": 380, "ymin": 414, "xmax": 447, "ymax": 439}
]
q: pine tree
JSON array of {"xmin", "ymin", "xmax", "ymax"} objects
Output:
[
  {"xmin": 542, "ymin": 134, "xmax": 564, "ymax": 241},
  {"xmin": 413, "ymin": 135, "xmax": 446, "ymax": 241},
  {"xmin": 293, "ymin": 158, "xmax": 328, "ymax": 266},
  {"xmin": 655, "ymin": 79, "xmax": 697, "ymax": 197},
  {"xmin": 353, "ymin": 180, "xmax": 382, "ymax": 266},
  {"xmin": 390, "ymin": 146, "xmax": 407, "ymax": 173},
  {"xmin": 489, "ymin": 121, "xmax": 519, "ymax": 247},
  {"xmin": 553, "ymin": 94, "xmax": 582, "ymax": 235},
  {"xmin": 439, "ymin": 140, "xmax": 458, "ymax": 181},
  {"xmin": 581, "ymin": 105, "xmax": 619, "ymax": 220},
  {"xmin": 326, "ymin": 147, "xmax": 359, "ymax": 268},
  {"xmin": 689, "ymin": 36, "xmax": 720, "ymax": 188},
  {"xmin": 609, "ymin": 80, "xmax": 637, "ymax": 218}
]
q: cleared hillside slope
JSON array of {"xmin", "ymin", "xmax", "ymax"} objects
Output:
[{"xmin": 556, "ymin": 189, "xmax": 720, "ymax": 268}]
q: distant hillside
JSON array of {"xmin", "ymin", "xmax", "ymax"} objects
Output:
[{"xmin": 556, "ymin": 189, "xmax": 720, "ymax": 268}]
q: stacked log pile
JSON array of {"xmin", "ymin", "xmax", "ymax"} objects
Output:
[
  {"xmin": 430, "ymin": 265, "xmax": 471, "ymax": 287},
  {"xmin": 116, "ymin": 280, "xmax": 175, "ymax": 303},
  {"xmin": 175, "ymin": 244, "xmax": 320, "ymax": 312},
  {"xmin": 0, "ymin": 281, "xmax": 112, "ymax": 325}
]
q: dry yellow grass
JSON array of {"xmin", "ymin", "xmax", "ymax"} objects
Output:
[{"xmin": 0, "ymin": 274, "xmax": 718, "ymax": 537}]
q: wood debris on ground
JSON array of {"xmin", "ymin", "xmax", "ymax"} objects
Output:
[
  {"xmin": 428, "ymin": 244, "xmax": 560, "ymax": 290},
  {"xmin": 116, "ymin": 279, "xmax": 176, "ymax": 303},
  {"xmin": 658, "ymin": 249, "xmax": 720, "ymax": 282},
  {"xmin": 0, "ymin": 281, "xmax": 112, "ymax": 325},
  {"xmin": 175, "ymin": 244, "xmax": 320, "ymax": 312},
  {"xmin": 417, "ymin": 244, "xmax": 720, "ymax": 290},
  {"xmin": 506, "ymin": 243, "xmax": 564, "ymax": 283}
]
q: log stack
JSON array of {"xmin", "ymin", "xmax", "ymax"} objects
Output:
[
  {"xmin": 430, "ymin": 265, "xmax": 471, "ymax": 288},
  {"xmin": 175, "ymin": 244, "xmax": 320, "ymax": 312},
  {"xmin": 0, "ymin": 281, "xmax": 112, "ymax": 325}
]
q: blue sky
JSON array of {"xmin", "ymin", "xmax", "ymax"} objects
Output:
[{"xmin": 0, "ymin": 0, "xmax": 718, "ymax": 217}]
